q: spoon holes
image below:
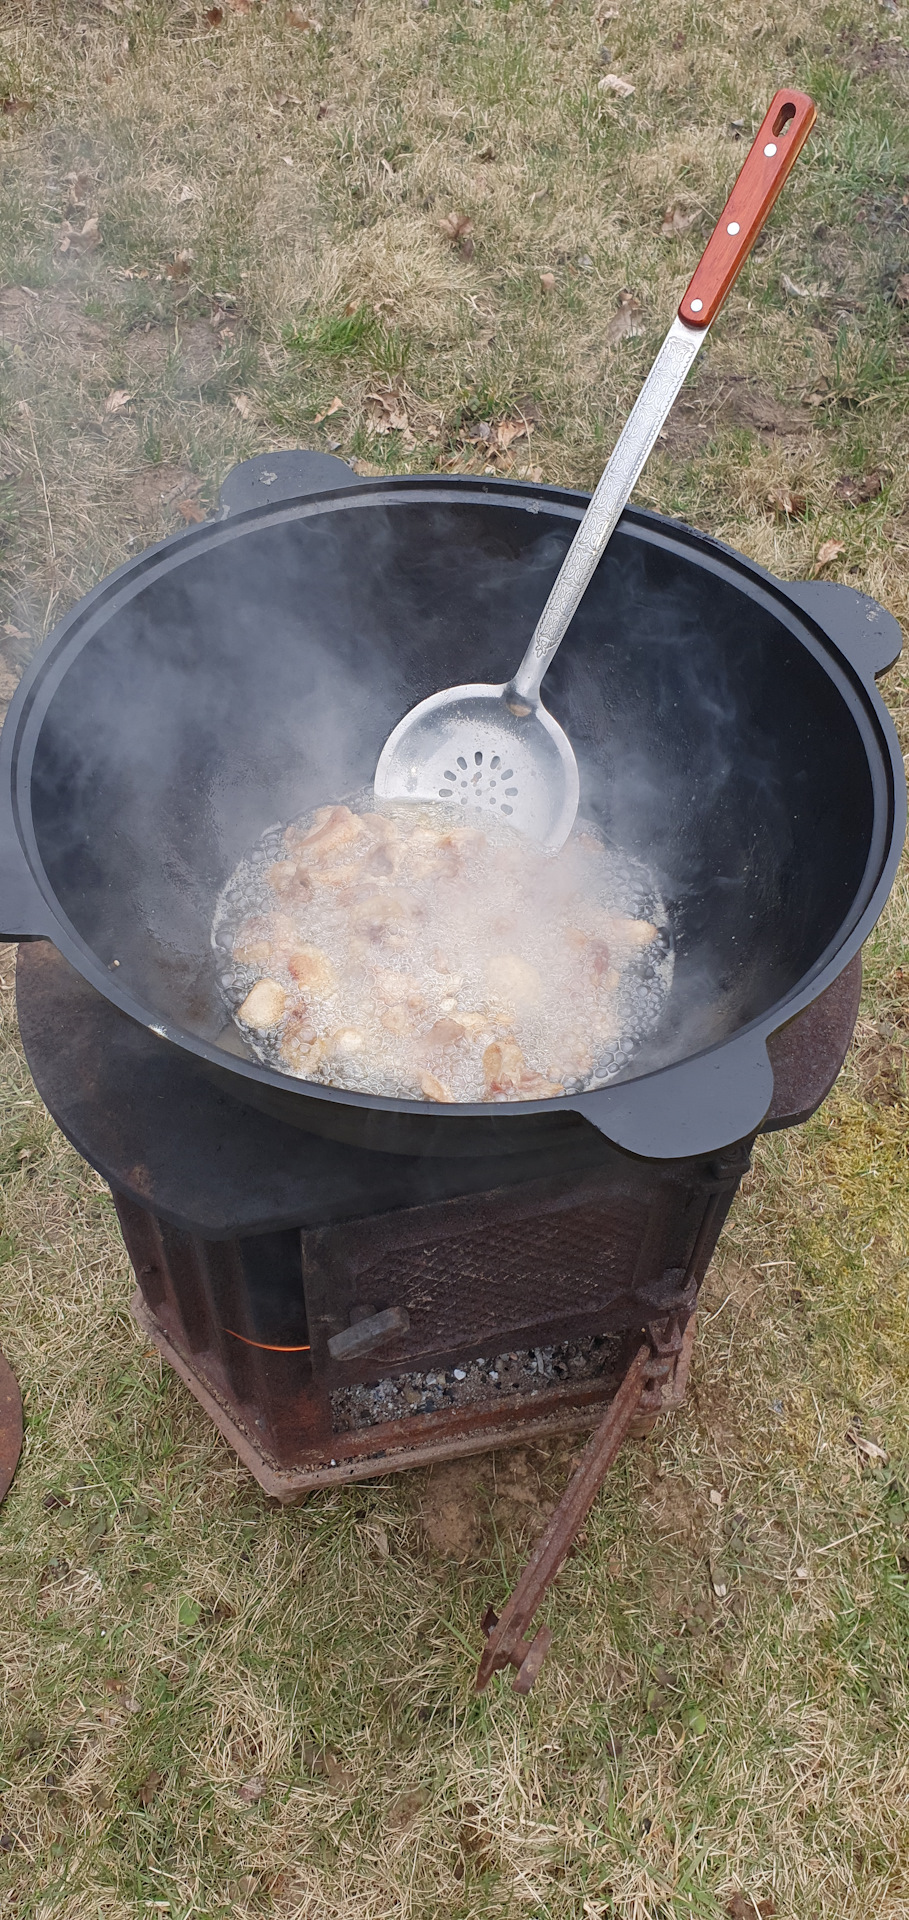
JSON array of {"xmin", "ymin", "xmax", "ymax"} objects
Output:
[
  {"xmin": 501, "ymin": 769, "xmax": 514, "ymax": 781},
  {"xmin": 444, "ymin": 770, "xmax": 457, "ymax": 783},
  {"xmin": 438, "ymin": 787, "xmax": 453, "ymax": 797},
  {"xmin": 457, "ymin": 756, "xmax": 467, "ymax": 769},
  {"xmin": 501, "ymin": 804, "xmax": 513, "ymax": 815},
  {"xmin": 504, "ymin": 786, "xmax": 518, "ymax": 797},
  {"xmin": 474, "ymin": 750, "xmax": 483, "ymax": 766},
  {"xmin": 490, "ymin": 755, "xmax": 501, "ymax": 770}
]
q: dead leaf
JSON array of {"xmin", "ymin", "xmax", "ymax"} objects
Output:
[
  {"xmin": 540, "ymin": 271, "xmax": 556, "ymax": 293},
  {"xmin": 164, "ymin": 249, "xmax": 194, "ymax": 280},
  {"xmin": 2, "ymin": 623, "xmax": 27, "ymax": 641},
  {"xmin": 203, "ymin": 4, "xmax": 224, "ymax": 22},
  {"xmin": 136, "ymin": 1770, "xmax": 164, "ymax": 1806},
  {"xmin": 834, "ymin": 470, "xmax": 882, "ymax": 506},
  {"xmin": 63, "ymin": 169, "xmax": 94, "ymax": 205},
  {"xmin": 439, "ymin": 212, "xmax": 475, "ymax": 259},
  {"xmin": 726, "ymin": 1897, "xmax": 776, "ymax": 1919},
  {"xmin": 661, "ymin": 202, "xmax": 699, "ymax": 238},
  {"xmin": 314, "ymin": 395, "xmax": 345, "ymax": 423},
  {"xmin": 365, "ymin": 387, "xmax": 413, "ymax": 445},
  {"xmin": 780, "ymin": 272, "xmax": 829, "ymax": 300},
  {"xmin": 59, "ymin": 216, "xmax": 100, "ymax": 255},
  {"xmin": 766, "ymin": 487, "xmax": 807, "ymax": 519},
  {"xmin": 477, "ymin": 143, "xmax": 495, "ymax": 160},
  {"xmin": 237, "ymin": 1774, "xmax": 267, "ymax": 1804},
  {"xmin": 598, "ymin": 72, "xmax": 635, "ymax": 96},
  {"xmin": 286, "ymin": 6, "xmax": 321, "ymax": 27},
  {"xmin": 177, "ymin": 499, "xmax": 207, "ymax": 523},
  {"xmin": 605, "ymin": 290, "xmax": 643, "ymax": 342},
  {"xmin": 228, "ymin": 0, "xmax": 253, "ymax": 9},
  {"xmin": 894, "ymin": 273, "xmax": 909, "ymax": 307},
  {"xmin": 388, "ymin": 1787, "xmax": 428, "ymax": 1828},
  {"xmin": 0, "ymin": 96, "xmax": 34, "ymax": 116},
  {"xmin": 848, "ymin": 1432, "xmax": 889, "ymax": 1464},
  {"xmin": 232, "ymin": 393, "xmax": 253, "ymax": 419},
  {"xmin": 813, "ymin": 538, "xmax": 846, "ymax": 574},
  {"xmin": 104, "ymin": 388, "xmax": 133, "ymax": 415}
]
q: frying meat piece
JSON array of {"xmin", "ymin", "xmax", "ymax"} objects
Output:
[
  {"xmin": 233, "ymin": 911, "xmax": 299, "ymax": 966},
  {"xmin": 482, "ymin": 1038, "xmax": 526, "ymax": 1096},
  {"xmin": 286, "ymin": 804, "xmax": 365, "ymax": 864},
  {"xmin": 424, "ymin": 1018, "xmax": 467, "ymax": 1049},
  {"xmin": 375, "ymin": 970, "xmax": 424, "ymax": 1006},
  {"xmin": 599, "ymin": 913, "xmax": 658, "ymax": 949},
  {"xmin": 419, "ymin": 1070, "xmax": 456, "ymax": 1103},
  {"xmin": 328, "ymin": 1027, "xmax": 366, "ymax": 1056},
  {"xmin": 238, "ymin": 979, "xmax": 286, "ymax": 1029},
  {"xmin": 286, "ymin": 946, "xmax": 337, "ymax": 996},
  {"xmin": 280, "ymin": 1006, "xmax": 325, "ymax": 1074},
  {"xmin": 352, "ymin": 889, "xmax": 421, "ymax": 939},
  {"xmin": 485, "ymin": 953, "xmax": 542, "ymax": 1008},
  {"xmin": 381, "ymin": 1004, "xmax": 412, "ymax": 1036},
  {"xmin": 266, "ymin": 859, "xmax": 312, "ymax": 902}
]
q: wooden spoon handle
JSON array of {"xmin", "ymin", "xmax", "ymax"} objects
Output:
[{"xmin": 678, "ymin": 89, "xmax": 816, "ymax": 328}]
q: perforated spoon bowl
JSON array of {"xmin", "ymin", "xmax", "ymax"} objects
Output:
[{"xmin": 375, "ymin": 89, "xmax": 816, "ymax": 850}]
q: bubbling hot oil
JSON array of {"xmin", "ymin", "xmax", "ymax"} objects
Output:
[{"xmin": 211, "ymin": 794, "xmax": 674, "ymax": 1103}]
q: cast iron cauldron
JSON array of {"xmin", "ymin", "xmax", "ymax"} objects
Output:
[{"xmin": 0, "ymin": 450, "xmax": 904, "ymax": 1159}]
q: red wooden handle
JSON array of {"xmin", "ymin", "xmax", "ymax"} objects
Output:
[{"xmin": 678, "ymin": 90, "xmax": 816, "ymax": 328}]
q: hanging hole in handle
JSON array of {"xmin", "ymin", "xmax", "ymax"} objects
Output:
[{"xmin": 772, "ymin": 102, "xmax": 797, "ymax": 136}]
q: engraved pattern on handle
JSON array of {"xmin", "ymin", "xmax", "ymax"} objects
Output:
[{"xmin": 512, "ymin": 324, "xmax": 702, "ymax": 701}]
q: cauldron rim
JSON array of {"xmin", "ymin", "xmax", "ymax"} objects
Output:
[{"xmin": 1, "ymin": 463, "xmax": 904, "ymax": 1161}]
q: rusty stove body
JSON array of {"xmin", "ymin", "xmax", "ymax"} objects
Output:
[{"xmin": 17, "ymin": 940, "xmax": 860, "ymax": 1494}]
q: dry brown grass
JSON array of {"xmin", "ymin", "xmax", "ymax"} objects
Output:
[{"xmin": 1, "ymin": 2, "xmax": 909, "ymax": 1916}]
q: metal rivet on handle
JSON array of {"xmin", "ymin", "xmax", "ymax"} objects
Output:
[
  {"xmin": 764, "ymin": 142, "xmax": 777, "ymax": 157},
  {"xmin": 726, "ymin": 221, "xmax": 740, "ymax": 235},
  {"xmin": 690, "ymin": 298, "xmax": 703, "ymax": 312}
]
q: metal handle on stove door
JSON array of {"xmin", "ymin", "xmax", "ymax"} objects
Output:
[
  {"xmin": 782, "ymin": 581, "xmax": 903, "ymax": 682},
  {"xmin": 569, "ymin": 1030, "xmax": 775, "ymax": 1160},
  {"xmin": 218, "ymin": 450, "xmax": 356, "ymax": 517}
]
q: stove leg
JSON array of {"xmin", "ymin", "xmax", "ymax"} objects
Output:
[{"xmin": 475, "ymin": 1315, "xmax": 692, "ymax": 1694}]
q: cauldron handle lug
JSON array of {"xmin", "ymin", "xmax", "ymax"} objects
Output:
[
  {"xmin": 217, "ymin": 449, "xmax": 355, "ymax": 517},
  {"xmin": 784, "ymin": 580, "xmax": 903, "ymax": 681},
  {"xmin": 567, "ymin": 1030, "xmax": 775, "ymax": 1161},
  {"xmin": 0, "ymin": 813, "xmax": 55, "ymax": 942}
]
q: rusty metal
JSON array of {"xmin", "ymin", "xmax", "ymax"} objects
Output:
[
  {"xmin": 473, "ymin": 1327, "xmax": 695, "ymax": 1695},
  {"xmin": 16, "ymin": 940, "xmax": 862, "ymax": 1508},
  {"xmin": 0, "ymin": 1347, "xmax": 23, "ymax": 1507}
]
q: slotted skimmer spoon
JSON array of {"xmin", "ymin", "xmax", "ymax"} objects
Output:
[{"xmin": 375, "ymin": 88, "xmax": 816, "ymax": 850}]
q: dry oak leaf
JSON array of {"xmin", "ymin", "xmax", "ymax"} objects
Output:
[
  {"xmin": 834, "ymin": 470, "xmax": 882, "ymax": 506},
  {"xmin": 237, "ymin": 1774, "xmax": 267, "ymax": 1804},
  {"xmin": 661, "ymin": 202, "xmax": 699, "ymax": 237},
  {"xmin": 0, "ymin": 96, "xmax": 34, "ymax": 116},
  {"xmin": 813, "ymin": 538, "xmax": 846, "ymax": 574},
  {"xmin": 599, "ymin": 72, "xmax": 635, "ymax": 96},
  {"xmin": 104, "ymin": 388, "xmax": 133, "ymax": 415},
  {"xmin": 365, "ymin": 388, "xmax": 413, "ymax": 445},
  {"xmin": 286, "ymin": 7, "xmax": 321, "ymax": 27},
  {"xmin": 766, "ymin": 487, "xmax": 806, "ymax": 519},
  {"xmin": 605, "ymin": 290, "xmax": 643, "ymax": 342},
  {"xmin": 233, "ymin": 393, "xmax": 253, "ymax": 419},
  {"xmin": 848, "ymin": 1432, "xmax": 888, "ymax": 1463},
  {"xmin": 59, "ymin": 216, "xmax": 100, "ymax": 255},
  {"xmin": 165, "ymin": 249, "xmax": 194, "ymax": 280},
  {"xmin": 136, "ymin": 1770, "xmax": 164, "ymax": 1807},
  {"xmin": 540, "ymin": 271, "xmax": 556, "ymax": 293},
  {"xmin": 228, "ymin": 0, "xmax": 253, "ymax": 9},
  {"xmin": 726, "ymin": 1897, "xmax": 776, "ymax": 1919},
  {"xmin": 439, "ymin": 212, "xmax": 475, "ymax": 258},
  {"xmin": 177, "ymin": 499, "xmax": 207, "ymax": 523},
  {"xmin": 204, "ymin": 5, "xmax": 224, "ymax": 23},
  {"xmin": 894, "ymin": 273, "xmax": 909, "ymax": 307},
  {"xmin": 314, "ymin": 395, "xmax": 345, "ymax": 422}
]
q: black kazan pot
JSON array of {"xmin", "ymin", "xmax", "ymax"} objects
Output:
[{"xmin": 0, "ymin": 451, "xmax": 904, "ymax": 1161}]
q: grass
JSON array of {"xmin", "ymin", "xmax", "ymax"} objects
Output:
[{"xmin": 0, "ymin": 0, "xmax": 908, "ymax": 1915}]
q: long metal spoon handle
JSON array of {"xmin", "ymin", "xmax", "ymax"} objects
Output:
[{"xmin": 510, "ymin": 86, "xmax": 816, "ymax": 708}]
